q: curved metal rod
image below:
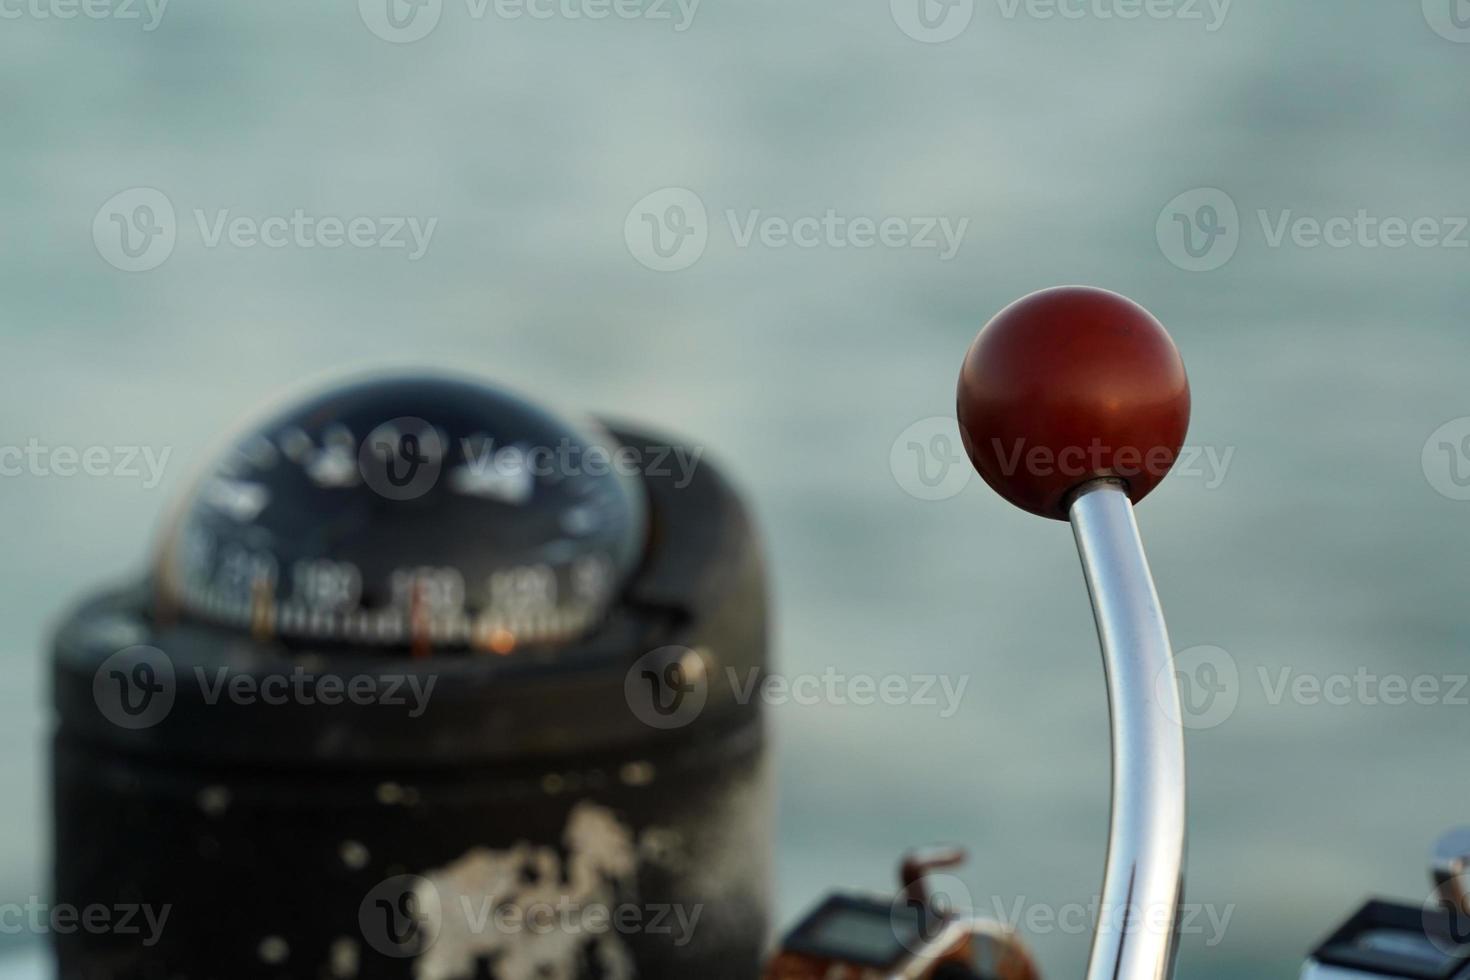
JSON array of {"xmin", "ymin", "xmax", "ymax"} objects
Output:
[{"xmin": 1068, "ymin": 480, "xmax": 1186, "ymax": 980}]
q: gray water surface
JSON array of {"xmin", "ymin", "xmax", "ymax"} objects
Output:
[{"xmin": 5, "ymin": 2, "xmax": 1470, "ymax": 976}]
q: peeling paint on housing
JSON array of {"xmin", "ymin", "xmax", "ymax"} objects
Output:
[{"xmin": 412, "ymin": 802, "xmax": 640, "ymax": 980}]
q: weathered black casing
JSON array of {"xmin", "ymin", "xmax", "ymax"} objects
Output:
[{"xmin": 51, "ymin": 428, "xmax": 771, "ymax": 980}]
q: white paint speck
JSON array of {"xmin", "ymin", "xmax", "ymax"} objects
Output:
[
  {"xmin": 329, "ymin": 936, "xmax": 359, "ymax": 978},
  {"xmin": 258, "ymin": 936, "xmax": 289, "ymax": 965},
  {"xmin": 413, "ymin": 802, "xmax": 637, "ymax": 980},
  {"xmin": 340, "ymin": 840, "xmax": 370, "ymax": 870},
  {"xmin": 619, "ymin": 761, "xmax": 655, "ymax": 787},
  {"xmin": 197, "ymin": 786, "xmax": 232, "ymax": 816}
]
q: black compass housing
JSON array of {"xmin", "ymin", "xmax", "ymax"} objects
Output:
[
  {"xmin": 50, "ymin": 375, "xmax": 772, "ymax": 980},
  {"xmin": 151, "ymin": 376, "xmax": 650, "ymax": 655}
]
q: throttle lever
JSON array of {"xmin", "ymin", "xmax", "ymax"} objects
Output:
[{"xmin": 957, "ymin": 286, "xmax": 1192, "ymax": 980}]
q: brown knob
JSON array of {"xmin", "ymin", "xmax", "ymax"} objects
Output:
[{"xmin": 956, "ymin": 286, "xmax": 1191, "ymax": 519}]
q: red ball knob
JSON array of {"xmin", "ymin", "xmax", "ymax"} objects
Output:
[{"xmin": 956, "ymin": 286, "xmax": 1191, "ymax": 520}]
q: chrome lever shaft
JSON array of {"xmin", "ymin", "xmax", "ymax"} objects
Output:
[{"xmin": 1069, "ymin": 480, "xmax": 1186, "ymax": 980}]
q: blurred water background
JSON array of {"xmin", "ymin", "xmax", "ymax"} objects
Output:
[{"xmin": 5, "ymin": 1, "xmax": 1470, "ymax": 976}]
